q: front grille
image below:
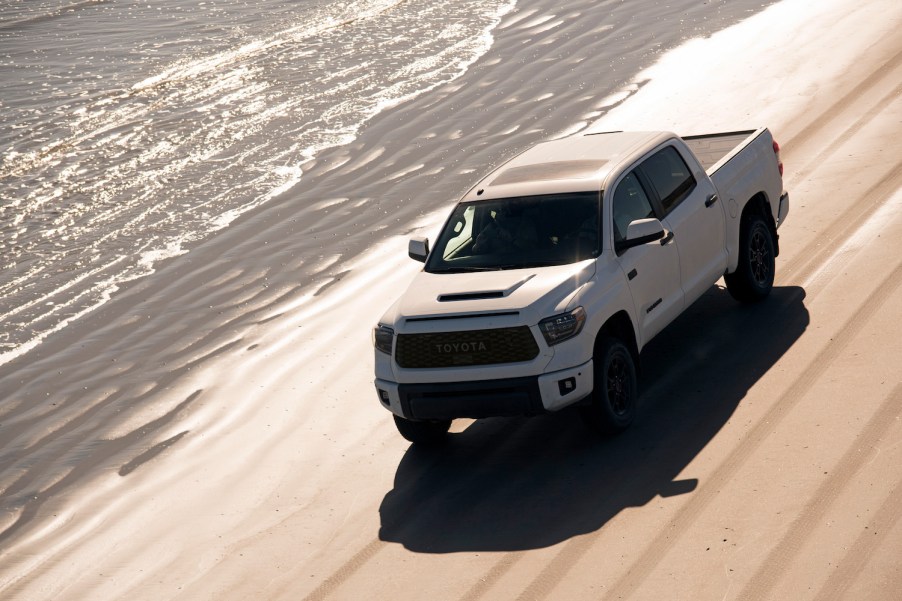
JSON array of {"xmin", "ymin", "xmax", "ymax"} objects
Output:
[{"xmin": 395, "ymin": 326, "xmax": 539, "ymax": 368}]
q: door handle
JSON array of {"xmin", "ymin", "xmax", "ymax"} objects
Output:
[
  {"xmin": 660, "ymin": 231, "xmax": 674, "ymax": 245},
  {"xmin": 705, "ymin": 193, "xmax": 719, "ymax": 208}
]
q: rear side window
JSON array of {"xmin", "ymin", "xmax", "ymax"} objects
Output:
[{"xmin": 642, "ymin": 146, "xmax": 696, "ymax": 214}]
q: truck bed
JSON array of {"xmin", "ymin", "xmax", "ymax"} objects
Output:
[
  {"xmin": 682, "ymin": 129, "xmax": 758, "ymax": 172},
  {"xmin": 683, "ymin": 127, "xmax": 781, "ymax": 236}
]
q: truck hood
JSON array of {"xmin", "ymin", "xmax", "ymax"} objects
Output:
[{"xmin": 385, "ymin": 260, "xmax": 597, "ymax": 328}]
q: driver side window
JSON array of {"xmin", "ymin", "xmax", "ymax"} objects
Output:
[{"xmin": 612, "ymin": 171, "xmax": 655, "ymax": 244}]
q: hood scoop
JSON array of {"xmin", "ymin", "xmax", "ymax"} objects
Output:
[
  {"xmin": 438, "ymin": 290, "xmax": 504, "ymax": 302},
  {"xmin": 437, "ymin": 273, "xmax": 535, "ymax": 303}
]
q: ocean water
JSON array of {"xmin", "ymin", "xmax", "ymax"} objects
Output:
[{"xmin": 0, "ymin": 0, "xmax": 516, "ymax": 364}]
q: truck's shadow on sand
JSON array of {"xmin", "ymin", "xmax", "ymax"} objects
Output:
[{"xmin": 378, "ymin": 285, "xmax": 808, "ymax": 553}]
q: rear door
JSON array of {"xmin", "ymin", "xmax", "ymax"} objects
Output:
[
  {"xmin": 638, "ymin": 143, "xmax": 727, "ymax": 304},
  {"xmin": 611, "ymin": 170, "xmax": 683, "ymax": 347}
]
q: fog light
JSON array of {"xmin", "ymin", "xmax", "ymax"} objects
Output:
[
  {"xmin": 558, "ymin": 377, "xmax": 576, "ymax": 396},
  {"xmin": 377, "ymin": 389, "xmax": 391, "ymax": 407}
]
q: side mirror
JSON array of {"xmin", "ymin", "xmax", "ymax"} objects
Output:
[
  {"xmin": 408, "ymin": 236, "xmax": 430, "ymax": 263},
  {"xmin": 617, "ymin": 218, "xmax": 666, "ymax": 253}
]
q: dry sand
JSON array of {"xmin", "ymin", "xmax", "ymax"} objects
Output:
[{"xmin": 1, "ymin": 0, "xmax": 901, "ymax": 599}]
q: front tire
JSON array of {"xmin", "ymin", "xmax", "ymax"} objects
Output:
[
  {"xmin": 725, "ymin": 214, "xmax": 775, "ymax": 303},
  {"xmin": 393, "ymin": 415, "xmax": 451, "ymax": 445},
  {"xmin": 581, "ymin": 337, "xmax": 637, "ymax": 435}
]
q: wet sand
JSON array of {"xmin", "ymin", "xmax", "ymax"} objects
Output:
[{"xmin": 2, "ymin": 0, "xmax": 901, "ymax": 599}]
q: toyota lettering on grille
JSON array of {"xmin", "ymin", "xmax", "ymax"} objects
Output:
[
  {"xmin": 394, "ymin": 327, "xmax": 537, "ymax": 368},
  {"xmin": 435, "ymin": 341, "xmax": 488, "ymax": 354}
]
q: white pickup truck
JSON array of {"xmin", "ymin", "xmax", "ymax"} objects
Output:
[{"xmin": 373, "ymin": 129, "xmax": 788, "ymax": 444}]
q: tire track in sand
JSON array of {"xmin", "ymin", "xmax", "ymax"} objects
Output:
[
  {"xmin": 459, "ymin": 553, "xmax": 525, "ymax": 601},
  {"xmin": 734, "ymin": 384, "xmax": 902, "ymax": 601},
  {"xmin": 300, "ymin": 539, "xmax": 384, "ymax": 601},
  {"xmin": 298, "ymin": 420, "xmax": 528, "ymax": 601},
  {"xmin": 778, "ymin": 160, "xmax": 902, "ymax": 288},
  {"xmin": 781, "ymin": 44, "xmax": 902, "ymax": 155},
  {"xmin": 813, "ymin": 470, "xmax": 902, "ymax": 601},
  {"xmin": 783, "ymin": 81, "xmax": 902, "ymax": 189},
  {"xmin": 591, "ymin": 260, "xmax": 902, "ymax": 601},
  {"xmin": 777, "ymin": 42, "xmax": 902, "ymax": 286}
]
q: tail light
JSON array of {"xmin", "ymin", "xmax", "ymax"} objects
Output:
[{"xmin": 773, "ymin": 139, "xmax": 783, "ymax": 176}]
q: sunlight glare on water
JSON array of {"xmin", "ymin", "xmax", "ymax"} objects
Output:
[{"xmin": 0, "ymin": 0, "xmax": 516, "ymax": 364}]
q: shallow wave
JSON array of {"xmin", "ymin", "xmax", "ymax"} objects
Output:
[
  {"xmin": 0, "ymin": 0, "xmax": 111, "ymax": 32},
  {"xmin": 0, "ymin": 0, "xmax": 516, "ymax": 365}
]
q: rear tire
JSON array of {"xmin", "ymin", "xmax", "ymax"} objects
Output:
[
  {"xmin": 393, "ymin": 415, "xmax": 451, "ymax": 445},
  {"xmin": 725, "ymin": 214, "xmax": 775, "ymax": 303},
  {"xmin": 581, "ymin": 337, "xmax": 637, "ymax": 435}
]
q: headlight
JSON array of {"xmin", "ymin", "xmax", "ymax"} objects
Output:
[
  {"xmin": 538, "ymin": 306, "xmax": 586, "ymax": 346},
  {"xmin": 373, "ymin": 325, "xmax": 394, "ymax": 355}
]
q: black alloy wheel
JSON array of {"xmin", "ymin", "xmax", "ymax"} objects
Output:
[
  {"xmin": 581, "ymin": 337, "xmax": 637, "ymax": 435},
  {"xmin": 725, "ymin": 214, "xmax": 775, "ymax": 303},
  {"xmin": 749, "ymin": 226, "xmax": 771, "ymax": 287},
  {"xmin": 607, "ymin": 352, "xmax": 632, "ymax": 417}
]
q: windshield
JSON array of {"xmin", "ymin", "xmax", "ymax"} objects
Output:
[{"xmin": 425, "ymin": 192, "xmax": 601, "ymax": 273}]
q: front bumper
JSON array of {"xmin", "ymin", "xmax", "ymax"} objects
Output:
[{"xmin": 375, "ymin": 360, "xmax": 593, "ymax": 421}]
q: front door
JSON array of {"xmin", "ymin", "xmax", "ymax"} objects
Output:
[{"xmin": 611, "ymin": 171, "xmax": 684, "ymax": 347}]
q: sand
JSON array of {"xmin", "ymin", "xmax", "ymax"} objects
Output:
[{"xmin": 1, "ymin": 0, "xmax": 901, "ymax": 599}]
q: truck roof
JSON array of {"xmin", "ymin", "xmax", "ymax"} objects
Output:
[{"xmin": 462, "ymin": 130, "xmax": 674, "ymax": 201}]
